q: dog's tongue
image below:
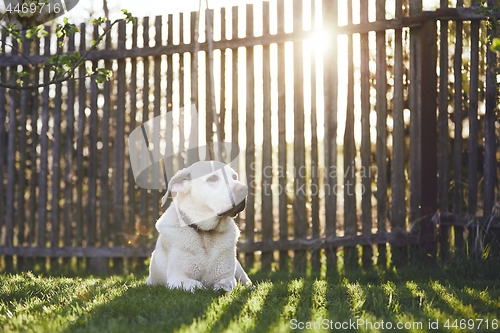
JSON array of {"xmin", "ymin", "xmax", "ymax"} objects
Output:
[{"xmin": 220, "ymin": 199, "xmax": 246, "ymax": 217}]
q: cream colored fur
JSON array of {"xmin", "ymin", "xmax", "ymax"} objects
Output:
[{"xmin": 146, "ymin": 161, "xmax": 251, "ymax": 292}]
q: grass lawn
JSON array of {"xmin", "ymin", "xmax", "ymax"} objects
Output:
[{"xmin": 1, "ymin": 261, "xmax": 500, "ymax": 332}]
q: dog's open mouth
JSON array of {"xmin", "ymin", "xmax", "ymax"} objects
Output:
[{"xmin": 218, "ymin": 199, "xmax": 246, "ymax": 217}]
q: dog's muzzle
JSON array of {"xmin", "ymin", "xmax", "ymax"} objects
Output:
[{"xmin": 218, "ymin": 199, "xmax": 246, "ymax": 217}]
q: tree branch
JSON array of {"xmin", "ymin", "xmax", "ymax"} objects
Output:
[{"xmin": 0, "ymin": 16, "xmax": 125, "ymax": 90}]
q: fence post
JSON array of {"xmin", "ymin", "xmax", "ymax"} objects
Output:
[
  {"xmin": 245, "ymin": 3, "xmax": 256, "ymax": 270},
  {"xmin": 484, "ymin": 4, "xmax": 499, "ymax": 257},
  {"xmin": 391, "ymin": 0, "xmax": 408, "ymax": 267},
  {"xmin": 323, "ymin": 0, "xmax": 338, "ymax": 274},
  {"xmin": 418, "ymin": 19, "xmax": 438, "ymax": 260}
]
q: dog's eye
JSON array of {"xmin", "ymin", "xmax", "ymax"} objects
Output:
[
  {"xmin": 206, "ymin": 175, "xmax": 219, "ymax": 183},
  {"xmin": 232, "ymin": 174, "xmax": 237, "ymax": 180}
]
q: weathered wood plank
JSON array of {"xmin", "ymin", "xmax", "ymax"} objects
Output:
[
  {"xmin": 343, "ymin": 0, "xmax": 357, "ymax": 268},
  {"xmin": 140, "ymin": 17, "xmax": 150, "ymax": 228},
  {"xmin": 63, "ymin": 32, "xmax": 76, "ymax": 249},
  {"xmin": 468, "ymin": 4, "xmax": 479, "ymax": 216},
  {"xmin": 323, "ymin": 0, "xmax": 338, "ymax": 271},
  {"xmin": 14, "ymin": 37, "xmax": 31, "ymax": 260},
  {"xmin": 419, "ymin": 19, "xmax": 438, "ymax": 260},
  {"xmin": 28, "ymin": 58, "xmax": 40, "ymax": 250},
  {"xmin": 409, "ymin": 0, "xmax": 422, "ymax": 232},
  {"xmin": 238, "ymin": 231, "xmax": 433, "ymax": 253},
  {"xmin": 49, "ymin": 78, "xmax": 62, "ymax": 271},
  {"xmin": 391, "ymin": 0, "xmax": 407, "ymax": 266},
  {"xmin": 128, "ymin": 17, "xmax": 138, "ymax": 238},
  {"xmin": 453, "ymin": 0, "xmax": 464, "ymax": 253},
  {"xmin": 0, "ymin": 30, "xmax": 7, "ymax": 252},
  {"xmin": 438, "ymin": 0, "xmax": 450, "ymax": 260},
  {"xmin": 231, "ymin": 6, "xmax": 239, "ymax": 153},
  {"xmin": 6, "ymin": 39, "xmax": 18, "ymax": 251},
  {"xmin": 0, "ymin": 246, "xmax": 155, "ymax": 258},
  {"xmin": 483, "ymin": 0, "xmax": 500, "ymax": 254},
  {"xmin": 178, "ymin": 13, "xmax": 186, "ymax": 170},
  {"xmin": 310, "ymin": 0, "xmax": 320, "ymax": 273},
  {"xmin": 188, "ymin": 11, "xmax": 199, "ymax": 165},
  {"xmin": 87, "ymin": 25, "xmax": 99, "ymax": 248},
  {"xmin": 151, "ymin": 16, "xmax": 161, "ymax": 232},
  {"xmin": 484, "ymin": 0, "xmax": 498, "ymax": 215},
  {"xmin": 219, "ymin": 8, "xmax": 227, "ymax": 146},
  {"xmin": 113, "ymin": 20, "xmax": 127, "ymax": 271},
  {"xmin": 293, "ymin": 0, "xmax": 307, "ymax": 272},
  {"xmin": 376, "ymin": 0, "xmax": 388, "ymax": 267},
  {"xmin": 37, "ymin": 28, "xmax": 51, "ymax": 249},
  {"xmin": 261, "ymin": 0, "xmax": 273, "ymax": 272},
  {"xmin": 100, "ymin": 21, "xmax": 112, "ymax": 247},
  {"xmin": 229, "ymin": 8, "xmax": 240, "ymax": 230},
  {"xmin": 17, "ymin": 36, "xmax": 31, "ymax": 252},
  {"xmin": 75, "ymin": 23, "xmax": 86, "ymax": 247},
  {"xmin": 245, "ymin": 3, "xmax": 255, "ymax": 269},
  {"xmin": 205, "ymin": 9, "xmax": 216, "ymax": 156},
  {"xmin": 276, "ymin": 0, "xmax": 289, "ymax": 271},
  {"xmin": 129, "ymin": 19, "xmax": 142, "ymax": 265},
  {"xmin": 50, "ymin": 68, "xmax": 62, "ymax": 269},
  {"xmin": 467, "ymin": 5, "xmax": 480, "ymax": 258},
  {"xmin": 436, "ymin": 213, "xmax": 500, "ymax": 227},
  {"xmin": 164, "ymin": 14, "xmax": 174, "ymax": 207},
  {"xmin": 51, "ymin": 80, "xmax": 63, "ymax": 249},
  {"xmin": 0, "ymin": 32, "xmax": 14, "ymax": 271},
  {"xmin": 360, "ymin": 0, "xmax": 374, "ymax": 268}
]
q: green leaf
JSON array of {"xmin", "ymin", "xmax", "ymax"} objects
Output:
[
  {"xmin": 96, "ymin": 74, "xmax": 107, "ymax": 84},
  {"xmin": 491, "ymin": 37, "xmax": 500, "ymax": 53}
]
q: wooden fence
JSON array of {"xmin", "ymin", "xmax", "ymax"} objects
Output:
[{"xmin": 0, "ymin": 0, "xmax": 499, "ymax": 274}]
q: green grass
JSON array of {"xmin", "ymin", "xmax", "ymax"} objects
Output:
[{"xmin": 2, "ymin": 262, "xmax": 500, "ymax": 333}]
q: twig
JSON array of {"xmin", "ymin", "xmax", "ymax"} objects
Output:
[{"xmin": 0, "ymin": 19, "xmax": 121, "ymax": 90}]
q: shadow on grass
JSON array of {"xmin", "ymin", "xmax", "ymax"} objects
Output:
[
  {"xmin": 61, "ymin": 282, "xmax": 224, "ymax": 333},
  {"xmin": 245, "ymin": 282, "xmax": 288, "ymax": 333},
  {"xmin": 43, "ymin": 260, "xmax": 500, "ymax": 333},
  {"xmin": 206, "ymin": 286, "xmax": 253, "ymax": 333}
]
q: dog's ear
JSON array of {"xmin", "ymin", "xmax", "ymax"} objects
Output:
[{"xmin": 162, "ymin": 168, "xmax": 192, "ymax": 206}]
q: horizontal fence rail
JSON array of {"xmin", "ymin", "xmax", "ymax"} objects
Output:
[{"xmin": 0, "ymin": 0, "xmax": 499, "ymax": 274}]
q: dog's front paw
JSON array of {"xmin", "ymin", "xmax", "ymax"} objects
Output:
[
  {"xmin": 168, "ymin": 279, "xmax": 204, "ymax": 292},
  {"xmin": 213, "ymin": 277, "xmax": 236, "ymax": 292}
]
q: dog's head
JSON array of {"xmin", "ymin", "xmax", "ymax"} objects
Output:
[{"xmin": 162, "ymin": 161, "xmax": 248, "ymax": 229}]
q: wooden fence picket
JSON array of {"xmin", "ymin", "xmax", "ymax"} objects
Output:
[
  {"xmin": 261, "ymin": 0, "xmax": 273, "ymax": 272},
  {"xmin": 245, "ymin": 3, "xmax": 256, "ymax": 269}
]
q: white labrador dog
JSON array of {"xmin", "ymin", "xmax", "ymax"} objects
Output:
[{"xmin": 146, "ymin": 160, "xmax": 252, "ymax": 291}]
